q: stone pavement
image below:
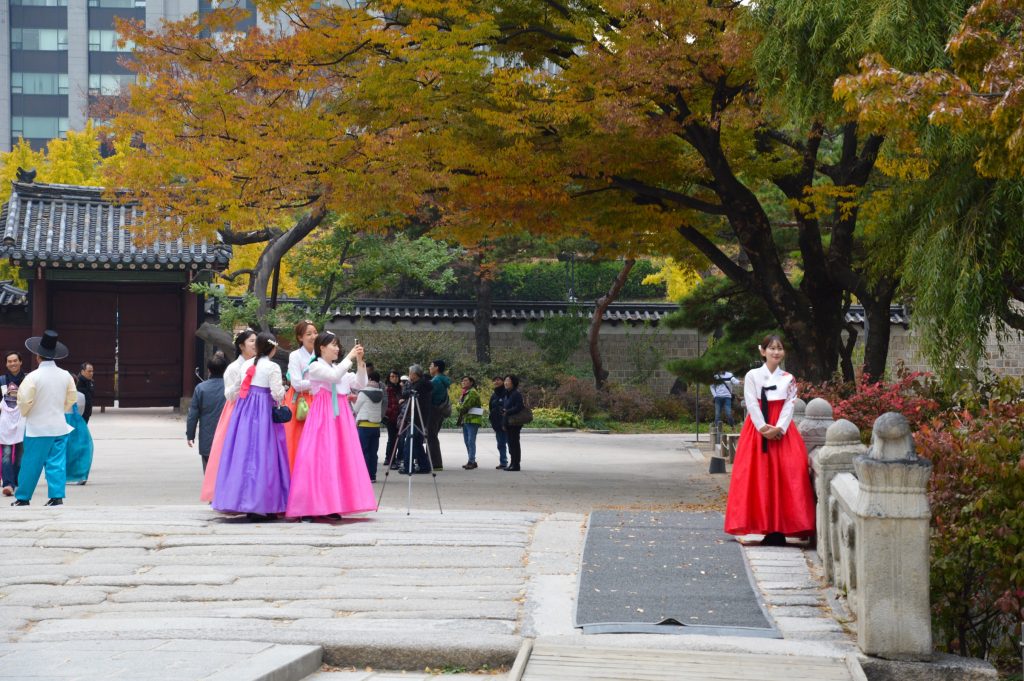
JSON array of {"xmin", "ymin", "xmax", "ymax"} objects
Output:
[
  {"xmin": 0, "ymin": 408, "xmax": 870, "ymax": 680},
  {"xmin": 0, "ymin": 503, "xmax": 860, "ymax": 680}
]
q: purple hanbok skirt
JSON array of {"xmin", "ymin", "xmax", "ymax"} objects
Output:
[{"xmin": 212, "ymin": 386, "xmax": 290, "ymax": 514}]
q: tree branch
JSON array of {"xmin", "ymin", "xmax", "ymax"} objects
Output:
[{"xmin": 609, "ymin": 175, "xmax": 727, "ymax": 214}]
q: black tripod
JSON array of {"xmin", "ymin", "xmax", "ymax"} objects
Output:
[{"xmin": 376, "ymin": 390, "xmax": 443, "ymax": 515}]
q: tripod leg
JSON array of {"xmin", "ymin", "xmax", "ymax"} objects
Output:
[
  {"xmin": 377, "ymin": 407, "xmax": 412, "ymax": 511},
  {"xmin": 413, "ymin": 405, "xmax": 443, "ymax": 514}
]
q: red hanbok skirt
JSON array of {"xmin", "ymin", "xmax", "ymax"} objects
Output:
[{"xmin": 724, "ymin": 400, "xmax": 816, "ymax": 537}]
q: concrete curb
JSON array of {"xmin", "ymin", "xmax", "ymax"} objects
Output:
[{"xmin": 203, "ymin": 644, "xmax": 323, "ymax": 681}]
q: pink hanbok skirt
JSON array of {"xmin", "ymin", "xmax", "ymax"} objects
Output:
[
  {"xmin": 199, "ymin": 398, "xmax": 235, "ymax": 502},
  {"xmin": 286, "ymin": 389, "xmax": 376, "ymax": 517}
]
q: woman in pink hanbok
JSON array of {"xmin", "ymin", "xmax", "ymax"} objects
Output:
[
  {"xmin": 200, "ymin": 329, "xmax": 256, "ymax": 502},
  {"xmin": 286, "ymin": 332, "xmax": 375, "ymax": 519}
]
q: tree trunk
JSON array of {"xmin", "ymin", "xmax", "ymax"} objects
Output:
[
  {"xmin": 473, "ymin": 257, "xmax": 493, "ymax": 364},
  {"xmin": 195, "ymin": 321, "xmax": 236, "ymax": 359},
  {"xmin": 861, "ymin": 283, "xmax": 896, "ymax": 381},
  {"xmin": 249, "ymin": 206, "xmax": 327, "ymax": 329},
  {"xmin": 589, "ymin": 258, "xmax": 635, "ymax": 389}
]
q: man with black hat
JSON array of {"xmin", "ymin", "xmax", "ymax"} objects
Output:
[{"xmin": 11, "ymin": 330, "xmax": 77, "ymax": 506}]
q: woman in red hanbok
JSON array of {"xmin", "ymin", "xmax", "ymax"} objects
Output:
[{"xmin": 724, "ymin": 335, "xmax": 815, "ymax": 545}]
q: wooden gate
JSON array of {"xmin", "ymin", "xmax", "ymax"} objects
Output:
[{"xmin": 49, "ymin": 282, "xmax": 183, "ymax": 407}]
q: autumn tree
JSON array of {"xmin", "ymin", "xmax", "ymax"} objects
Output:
[
  {"xmin": 104, "ymin": 1, "xmax": 494, "ymax": 328},
  {"xmin": 0, "ymin": 122, "xmax": 105, "ymax": 186},
  {"xmin": 285, "ymin": 215, "xmax": 457, "ymax": 315},
  {"xmin": 835, "ymin": 0, "xmax": 1024, "ymax": 380},
  {"xmin": 431, "ymin": 0, "xmax": 973, "ymax": 382}
]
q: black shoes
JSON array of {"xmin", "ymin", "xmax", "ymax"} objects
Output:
[
  {"xmin": 45, "ymin": 498, "xmax": 63, "ymax": 506},
  {"xmin": 11, "ymin": 499, "xmax": 29, "ymax": 506},
  {"xmin": 496, "ymin": 464, "xmax": 507, "ymax": 469},
  {"xmin": 462, "ymin": 462, "xmax": 478, "ymax": 470},
  {"xmin": 505, "ymin": 466, "xmax": 521, "ymax": 472},
  {"xmin": 760, "ymin": 532, "xmax": 787, "ymax": 546}
]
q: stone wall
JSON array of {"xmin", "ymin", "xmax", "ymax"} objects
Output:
[
  {"xmin": 323, "ymin": 318, "xmax": 701, "ymax": 395},
  {"xmin": 883, "ymin": 326, "xmax": 1024, "ymax": 377},
  {"xmin": 321, "ymin": 316, "xmax": 1024, "ymax": 394}
]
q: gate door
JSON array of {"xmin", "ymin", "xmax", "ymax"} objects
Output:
[
  {"xmin": 117, "ymin": 285, "xmax": 182, "ymax": 408},
  {"xmin": 49, "ymin": 283, "xmax": 118, "ymax": 407}
]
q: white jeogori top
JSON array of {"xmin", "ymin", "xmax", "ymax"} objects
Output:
[
  {"xmin": 17, "ymin": 361, "xmax": 77, "ymax": 437},
  {"xmin": 307, "ymin": 357, "xmax": 367, "ymax": 396},
  {"xmin": 288, "ymin": 346, "xmax": 314, "ymax": 393},
  {"xmin": 743, "ymin": 364, "xmax": 798, "ymax": 434},
  {"xmin": 240, "ymin": 356, "xmax": 285, "ymax": 402},
  {"xmin": 223, "ymin": 355, "xmax": 247, "ymax": 402}
]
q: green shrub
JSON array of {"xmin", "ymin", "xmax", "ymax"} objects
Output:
[
  {"xmin": 530, "ymin": 407, "xmax": 584, "ymax": 428},
  {"xmin": 915, "ymin": 388, "xmax": 1024, "ymax": 671}
]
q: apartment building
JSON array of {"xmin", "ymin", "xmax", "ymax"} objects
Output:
[{"xmin": 0, "ymin": 0, "xmax": 258, "ymax": 151}]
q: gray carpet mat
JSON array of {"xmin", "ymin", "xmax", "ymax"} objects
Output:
[{"xmin": 574, "ymin": 511, "xmax": 779, "ymax": 637}]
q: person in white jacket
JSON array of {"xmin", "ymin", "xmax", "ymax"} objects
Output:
[
  {"xmin": 12, "ymin": 331, "xmax": 77, "ymax": 507},
  {"xmin": 353, "ymin": 372, "xmax": 385, "ymax": 482}
]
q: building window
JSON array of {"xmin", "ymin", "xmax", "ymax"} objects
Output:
[
  {"xmin": 88, "ymin": 73, "xmax": 136, "ymax": 96},
  {"xmin": 11, "ymin": 116, "xmax": 69, "ymax": 140},
  {"xmin": 88, "ymin": 0, "xmax": 145, "ymax": 7},
  {"xmin": 11, "ymin": 28, "xmax": 69, "ymax": 51},
  {"xmin": 88, "ymin": 29, "xmax": 135, "ymax": 52},
  {"xmin": 11, "ymin": 0, "xmax": 68, "ymax": 5},
  {"xmin": 12, "ymin": 72, "xmax": 70, "ymax": 95}
]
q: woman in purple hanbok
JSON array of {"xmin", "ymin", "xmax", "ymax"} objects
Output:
[
  {"xmin": 213, "ymin": 332, "xmax": 290, "ymax": 521},
  {"xmin": 286, "ymin": 332, "xmax": 375, "ymax": 520},
  {"xmin": 200, "ymin": 329, "xmax": 256, "ymax": 502}
]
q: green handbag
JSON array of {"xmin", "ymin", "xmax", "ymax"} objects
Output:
[{"xmin": 295, "ymin": 394, "xmax": 311, "ymax": 422}]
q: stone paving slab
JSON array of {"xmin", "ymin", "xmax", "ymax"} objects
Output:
[
  {"xmin": 0, "ymin": 505, "xmax": 535, "ymax": 672},
  {"xmin": 0, "ymin": 640, "xmax": 321, "ymax": 681}
]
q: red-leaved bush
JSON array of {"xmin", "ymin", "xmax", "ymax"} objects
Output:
[
  {"xmin": 801, "ymin": 370, "xmax": 941, "ymax": 441},
  {"xmin": 916, "ymin": 399, "xmax": 1024, "ymax": 669}
]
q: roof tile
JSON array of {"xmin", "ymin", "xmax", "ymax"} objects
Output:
[{"xmin": 0, "ymin": 181, "xmax": 231, "ymax": 270}]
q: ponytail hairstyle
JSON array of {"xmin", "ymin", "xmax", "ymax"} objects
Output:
[
  {"xmin": 233, "ymin": 328, "xmax": 256, "ymax": 358},
  {"xmin": 255, "ymin": 331, "xmax": 278, "ymax": 360},
  {"xmin": 314, "ymin": 331, "xmax": 339, "ymax": 359}
]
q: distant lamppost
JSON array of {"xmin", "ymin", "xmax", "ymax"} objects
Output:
[{"xmin": 560, "ymin": 251, "xmax": 578, "ymax": 303}]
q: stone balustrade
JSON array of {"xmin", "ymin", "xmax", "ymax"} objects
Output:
[{"xmin": 813, "ymin": 409, "xmax": 933, "ymax": 661}]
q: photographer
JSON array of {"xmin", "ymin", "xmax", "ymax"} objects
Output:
[{"xmin": 396, "ymin": 365, "xmax": 432, "ymax": 473}]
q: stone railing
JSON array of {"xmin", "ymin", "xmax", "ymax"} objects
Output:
[{"xmin": 812, "ymin": 409, "xmax": 933, "ymax": 661}]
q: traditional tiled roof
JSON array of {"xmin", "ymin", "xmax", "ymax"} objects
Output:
[
  {"xmin": 318, "ymin": 299, "xmax": 910, "ymax": 327},
  {"xmin": 0, "ymin": 181, "xmax": 231, "ymax": 271},
  {"xmin": 327, "ymin": 299, "xmax": 677, "ymax": 325},
  {"xmin": 0, "ymin": 281, "xmax": 27, "ymax": 308}
]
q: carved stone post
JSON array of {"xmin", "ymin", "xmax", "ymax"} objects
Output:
[
  {"xmin": 853, "ymin": 412, "xmax": 933, "ymax": 660},
  {"xmin": 798, "ymin": 398, "xmax": 834, "ymax": 460},
  {"xmin": 792, "ymin": 397, "xmax": 807, "ymax": 427},
  {"xmin": 811, "ymin": 419, "xmax": 865, "ymax": 577}
]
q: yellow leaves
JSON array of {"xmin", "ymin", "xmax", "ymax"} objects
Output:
[
  {"xmin": 642, "ymin": 258, "xmax": 702, "ymax": 301},
  {"xmin": 0, "ymin": 122, "xmax": 105, "ymax": 186},
  {"xmin": 790, "ymin": 184, "xmax": 861, "ymax": 222},
  {"xmin": 221, "ymin": 242, "xmax": 303, "ymax": 297},
  {"xmin": 875, "ymin": 152, "xmax": 934, "ymax": 181}
]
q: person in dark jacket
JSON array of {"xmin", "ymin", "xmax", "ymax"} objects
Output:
[
  {"xmin": 186, "ymin": 353, "xmax": 228, "ymax": 473},
  {"xmin": 426, "ymin": 359, "xmax": 451, "ymax": 471},
  {"xmin": 76, "ymin": 363, "xmax": 95, "ymax": 423},
  {"xmin": 382, "ymin": 370, "xmax": 403, "ymax": 465},
  {"xmin": 488, "ymin": 376, "xmax": 508, "ymax": 469},
  {"xmin": 397, "ymin": 364, "xmax": 432, "ymax": 473},
  {"xmin": 501, "ymin": 374, "xmax": 525, "ymax": 472}
]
